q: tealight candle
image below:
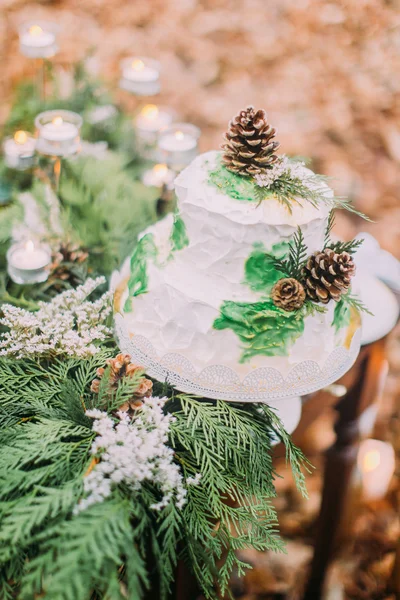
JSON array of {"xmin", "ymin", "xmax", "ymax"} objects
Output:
[
  {"xmin": 2, "ymin": 130, "xmax": 36, "ymax": 170},
  {"xmin": 19, "ymin": 21, "xmax": 58, "ymax": 58},
  {"xmin": 357, "ymin": 439, "xmax": 395, "ymax": 501},
  {"xmin": 158, "ymin": 123, "xmax": 200, "ymax": 170},
  {"xmin": 142, "ymin": 164, "xmax": 175, "ymax": 188},
  {"xmin": 35, "ymin": 110, "xmax": 83, "ymax": 157},
  {"xmin": 119, "ymin": 57, "xmax": 161, "ymax": 96},
  {"xmin": 135, "ymin": 104, "xmax": 174, "ymax": 142},
  {"xmin": 7, "ymin": 239, "xmax": 51, "ymax": 284}
]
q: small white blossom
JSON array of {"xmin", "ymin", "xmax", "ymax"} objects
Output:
[
  {"xmin": 75, "ymin": 397, "xmax": 198, "ymax": 514},
  {"xmin": 255, "ymin": 155, "xmax": 316, "ymax": 189},
  {"xmin": 186, "ymin": 473, "xmax": 202, "ymax": 486},
  {"xmin": 254, "ymin": 156, "xmax": 290, "ymax": 188},
  {"xmin": 0, "ymin": 277, "xmax": 112, "ymax": 359}
]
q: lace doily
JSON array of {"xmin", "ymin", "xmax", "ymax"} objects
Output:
[{"xmin": 114, "ymin": 313, "xmax": 361, "ymax": 402}]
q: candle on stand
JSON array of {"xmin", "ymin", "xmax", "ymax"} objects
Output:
[
  {"xmin": 19, "ymin": 21, "xmax": 58, "ymax": 58},
  {"xmin": 35, "ymin": 110, "xmax": 83, "ymax": 157},
  {"xmin": 2, "ymin": 130, "xmax": 36, "ymax": 170},
  {"xmin": 158, "ymin": 123, "xmax": 200, "ymax": 171},
  {"xmin": 135, "ymin": 105, "xmax": 175, "ymax": 144},
  {"xmin": 119, "ymin": 57, "xmax": 161, "ymax": 96},
  {"xmin": 142, "ymin": 164, "xmax": 175, "ymax": 188},
  {"xmin": 7, "ymin": 239, "xmax": 51, "ymax": 284},
  {"xmin": 357, "ymin": 439, "xmax": 395, "ymax": 501}
]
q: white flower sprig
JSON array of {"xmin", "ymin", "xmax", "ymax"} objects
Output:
[
  {"xmin": 0, "ymin": 277, "xmax": 112, "ymax": 359},
  {"xmin": 254, "ymin": 155, "xmax": 308, "ymax": 188},
  {"xmin": 76, "ymin": 396, "xmax": 200, "ymax": 514}
]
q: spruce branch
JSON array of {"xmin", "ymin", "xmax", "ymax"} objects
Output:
[
  {"xmin": 324, "ymin": 209, "xmax": 336, "ymax": 247},
  {"xmin": 341, "ymin": 291, "xmax": 373, "ymax": 316},
  {"xmin": 325, "ymin": 237, "xmax": 364, "ymax": 255}
]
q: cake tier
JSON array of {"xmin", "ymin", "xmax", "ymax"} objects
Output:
[
  {"xmin": 174, "ymin": 152, "xmax": 331, "ymax": 287},
  {"xmin": 116, "ymin": 151, "xmax": 349, "ymax": 381}
]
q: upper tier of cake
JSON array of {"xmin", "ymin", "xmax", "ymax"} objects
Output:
[
  {"xmin": 176, "ymin": 151, "xmax": 332, "ymax": 230},
  {"xmin": 173, "ymin": 151, "xmax": 332, "ymax": 287}
]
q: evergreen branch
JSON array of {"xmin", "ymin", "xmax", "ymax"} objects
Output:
[
  {"xmin": 302, "ymin": 300, "xmax": 328, "ymax": 317},
  {"xmin": 287, "ymin": 227, "xmax": 308, "ymax": 280},
  {"xmin": 341, "ymin": 292, "xmax": 373, "ymax": 316},
  {"xmin": 326, "ymin": 238, "xmax": 364, "ymax": 255},
  {"xmin": 324, "ymin": 209, "xmax": 336, "ymax": 247}
]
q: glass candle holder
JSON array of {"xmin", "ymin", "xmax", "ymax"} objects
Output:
[
  {"xmin": 7, "ymin": 239, "xmax": 51, "ymax": 284},
  {"xmin": 18, "ymin": 21, "xmax": 58, "ymax": 59},
  {"xmin": 3, "ymin": 131, "xmax": 36, "ymax": 170},
  {"xmin": 158, "ymin": 123, "xmax": 201, "ymax": 171},
  {"xmin": 141, "ymin": 163, "xmax": 175, "ymax": 188},
  {"xmin": 119, "ymin": 57, "xmax": 161, "ymax": 96},
  {"xmin": 135, "ymin": 104, "xmax": 175, "ymax": 145},
  {"xmin": 35, "ymin": 110, "xmax": 83, "ymax": 157}
]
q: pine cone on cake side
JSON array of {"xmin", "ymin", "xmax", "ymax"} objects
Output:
[
  {"xmin": 271, "ymin": 278, "xmax": 306, "ymax": 311},
  {"xmin": 221, "ymin": 106, "xmax": 280, "ymax": 177},
  {"xmin": 303, "ymin": 248, "xmax": 356, "ymax": 304}
]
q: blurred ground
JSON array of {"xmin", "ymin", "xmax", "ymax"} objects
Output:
[
  {"xmin": 1, "ymin": 1, "xmax": 400, "ymax": 598},
  {"xmin": 1, "ymin": 0, "xmax": 400, "ymax": 255}
]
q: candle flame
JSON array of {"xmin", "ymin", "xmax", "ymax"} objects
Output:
[
  {"xmin": 175, "ymin": 131, "xmax": 184, "ymax": 140},
  {"xmin": 363, "ymin": 450, "xmax": 381, "ymax": 472},
  {"xmin": 14, "ymin": 130, "xmax": 28, "ymax": 145},
  {"xmin": 153, "ymin": 164, "xmax": 168, "ymax": 176},
  {"xmin": 52, "ymin": 116, "xmax": 63, "ymax": 126},
  {"xmin": 132, "ymin": 59, "xmax": 145, "ymax": 71},
  {"xmin": 141, "ymin": 104, "xmax": 159, "ymax": 119},
  {"xmin": 25, "ymin": 240, "xmax": 35, "ymax": 253},
  {"xmin": 29, "ymin": 25, "xmax": 43, "ymax": 36}
]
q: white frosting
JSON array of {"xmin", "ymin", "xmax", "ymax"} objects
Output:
[{"xmin": 118, "ymin": 151, "xmax": 347, "ymax": 379}]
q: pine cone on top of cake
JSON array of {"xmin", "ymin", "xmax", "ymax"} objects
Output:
[
  {"xmin": 114, "ymin": 105, "xmax": 367, "ymax": 399},
  {"xmin": 221, "ymin": 106, "xmax": 280, "ymax": 176}
]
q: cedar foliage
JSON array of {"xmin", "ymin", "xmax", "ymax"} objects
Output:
[{"xmin": 0, "ymin": 354, "xmax": 309, "ymax": 600}]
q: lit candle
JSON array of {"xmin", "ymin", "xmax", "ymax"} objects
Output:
[
  {"xmin": 41, "ymin": 116, "xmax": 78, "ymax": 142},
  {"xmin": 2, "ymin": 130, "xmax": 36, "ymax": 170},
  {"xmin": 119, "ymin": 57, "xmax": 161, "ymax": 96},
  {"xmin": 19, "ymin": 22, "xmax": 58, "ymax": 58},
  {"xmin": 142, "ymin": 164, "xmax": 175, "ymax": 188},
  {"xmin": 135, "ymin": 105, "xmax": 173, "ymax": 133},
  {"xmin": 35, "ymin": 110, "xmax": 82, "ymax": 157},
  {"xmin": 159, "ymin": 129, "xmax": 197, "ymax": 152},
  {"xmin": 7, "ymin": 240, "xmax": 51, "ymax": 284},
  {"xmin": 357, "ymin": 439, "xmax": 395, "ymax": 501},
  {"xmin": 158, "ymin": 123, "xmax": 200, "ymax": 170}
]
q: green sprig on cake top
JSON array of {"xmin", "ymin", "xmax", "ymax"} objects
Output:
[{"xmin": 210, "ymin": 106, "xmax": 369, "ymax": 218}]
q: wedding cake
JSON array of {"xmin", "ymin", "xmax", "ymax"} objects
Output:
[{"xmin": 114, "ymin": 107, "xmax": 363, "ymax": 400}]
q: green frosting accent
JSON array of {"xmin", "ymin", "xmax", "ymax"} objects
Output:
[
  {"xmin": 214, "ymin": 299, "xmax": 305, "ymax": 363},
  {"xmin": 124, "ymin": 233, "xmax": 158, "ymax": 312},
  {"xmin": 213, "ymin": 240, "xmax": 305, "ymax": 361},
  {"xmin": 244, "ymin": 241, "xmax": 289, "ymax": 295},
  {"xmin": 332, "ymin": 298, "xmax": 351, "ymax": 333},
  {"xmin": 170, "ymin": 212, "xmax": 189, "ymax": 252},
  {"xmin": 208, "ymin": 160, "xmax": 260, "ymax": 203}
]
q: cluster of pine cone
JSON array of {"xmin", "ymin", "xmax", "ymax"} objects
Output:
[
  {"xmin": 271, "ymin": 248, "xmax": 356, "ymax": 311},
  {"xmin": 91, "ymin": 353, "xmax": 153, "ymax": 413}
]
